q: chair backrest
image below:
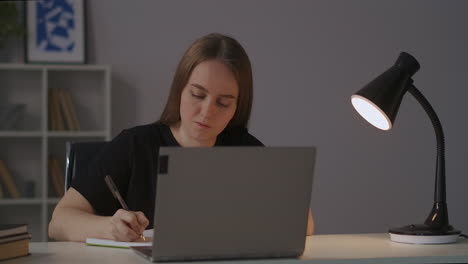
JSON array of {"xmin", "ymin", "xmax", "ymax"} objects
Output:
[{"xmin": 65, "ymin": 141, "xmax": 107, "ymax": 192}]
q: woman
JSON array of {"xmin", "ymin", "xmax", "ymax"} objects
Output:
[{"xmin": 48, "ymin": 33, "xmax": 314, "ymax": 242}]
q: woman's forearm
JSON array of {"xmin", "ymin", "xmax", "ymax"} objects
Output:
[{"xmin": 48, "ymin": 206, "xmax": 111, "ymax": 242}]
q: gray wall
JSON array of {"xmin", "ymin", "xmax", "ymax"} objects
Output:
[{"xmin": 87, "ymin": 0, "xmax": 468, "ymax": 235}]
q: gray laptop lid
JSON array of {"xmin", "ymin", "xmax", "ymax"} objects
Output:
[{"xmin": 149, "ymin": 146, "xmax": 316, "ymax": 262}]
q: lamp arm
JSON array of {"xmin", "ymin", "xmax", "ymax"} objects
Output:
[
  {"xmin": 407, "ymin": 85, "xmax": 445, "ymax": 202},
  {"xmin": 408, "ymin": 85, "xmax": 450, "ymax": 229}
]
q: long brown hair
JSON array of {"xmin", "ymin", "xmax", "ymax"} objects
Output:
[{"xmin": 158, "ymin": 33, "xmax": 253, "ymax": 128}]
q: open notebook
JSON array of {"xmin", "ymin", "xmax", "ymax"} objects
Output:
[{"xmin": 86, "ymin": 229, "xmax": 153, "ymax": 248}]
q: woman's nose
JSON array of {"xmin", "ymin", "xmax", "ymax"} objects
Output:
[{"xmin": 201, "ymin": 100, "xmax": 217, "ymax": 119}]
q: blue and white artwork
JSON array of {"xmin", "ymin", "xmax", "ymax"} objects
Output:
[
  {"xmin": 36, "ymin": 0, "xmax": 76, "ymax": 53},
  {"xmin": 27, "ymin": 0, "xmax": 85, "ymax": 63}
]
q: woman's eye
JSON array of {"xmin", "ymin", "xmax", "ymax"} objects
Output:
[
  {"xmin": 191, "ymin": 92, "xmax": 205, "ymax": 99},
  {"xmin": 217, "ymin": 101, "xmax": 229, "ymax": 108}
]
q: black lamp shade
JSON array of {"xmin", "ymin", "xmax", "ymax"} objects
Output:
[{"xmin": 351, "ymin": 52, "xmax": 420, "ymax": 130}]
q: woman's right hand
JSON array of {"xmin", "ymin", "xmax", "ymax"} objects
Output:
[{"xmin": 108, "ymin": 209, "xmax": 149, "ymax": 241}]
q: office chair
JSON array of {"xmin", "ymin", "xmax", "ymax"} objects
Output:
[{"xmin": 65, "ymin": 141, "xmax": 108, "ymax": 193}]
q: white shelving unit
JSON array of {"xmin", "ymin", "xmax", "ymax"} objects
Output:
[{"xmin": 0, "ymin": 63, "xmax": 111, "ymax": 241}]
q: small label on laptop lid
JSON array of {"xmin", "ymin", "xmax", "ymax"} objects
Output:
[{"xmin": 158, "ymin": 155, "xmax": 168, "ymax": 174}]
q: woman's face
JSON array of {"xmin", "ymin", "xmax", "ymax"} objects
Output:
[{"xmin": 177, "ymin": 59, "xmax": 239, "ymax": 146}]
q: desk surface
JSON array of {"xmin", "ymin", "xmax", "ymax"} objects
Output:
[{"xmin": 4, "ymin": 233, "xmax": 468, "ymax": 264}]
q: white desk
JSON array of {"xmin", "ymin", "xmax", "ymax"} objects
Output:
[{"xmin": 4, "ymin": 233, "xmax": 468, "ymax": 264}]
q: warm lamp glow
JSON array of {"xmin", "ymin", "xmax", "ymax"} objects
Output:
[{"xmin": 351, "ymin": 95, "xmax": 392, "ymax": 130}]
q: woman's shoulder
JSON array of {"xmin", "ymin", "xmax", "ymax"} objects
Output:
[
  {"xmin": 218, "ymin": 126, "xmax": 264, "ymax": 146},
  {"xmin": 118, "ymin": 122, "xmax": 177, "ymax": 146},
  {"xmin": 123, "ymin": 123, "xmax": 161, "ymax": 135},
  {"xmin": 109, "ymin": 123, "xmax": 162, "ymax": 144},
  {"xmin": 119, "ymin": 122, "xmax": 175, "ymax": 137}
]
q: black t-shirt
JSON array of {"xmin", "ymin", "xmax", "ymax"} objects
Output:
[{"xmin": 71, "ymin": 122, "xmax": 263, "ymax": 226}]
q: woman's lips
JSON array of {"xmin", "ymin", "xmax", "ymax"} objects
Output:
[{"xmin": 195, "ymin": 122, "xmax": 210, "ymax": 128}]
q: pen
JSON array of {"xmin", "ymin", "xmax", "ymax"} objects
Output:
[{"xmin": 104, "ymin": 175, "xmax": 146, "ymax": 241}]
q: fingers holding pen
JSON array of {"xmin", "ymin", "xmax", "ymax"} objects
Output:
[
  {"xmin": 118, "ymin": 209, "xmax": 143, "ymax": 232},
  {"xmin": 110, "ymin": 209, "xmax": 147, "ymax": 241},
  {"xmin": 104, "ymin": 175, "xmax": 148, "ymax": 240},
  {"xmin": 112, "ymin": 218, "xmax": 139, "ymax": 242},
  {"xmin": 135, "ymin": 211, "xmax": 149, "ymax": 233},
  {"xmin": 109, "ymin": 215, "xmax": 138, "ymax": 241}
]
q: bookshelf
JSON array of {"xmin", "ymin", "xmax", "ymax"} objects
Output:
[{"xmin": 0, "ymin": 64, "xmax": 111, "ymax": 241}]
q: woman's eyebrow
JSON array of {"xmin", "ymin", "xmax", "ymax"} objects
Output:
[
  {"xmin": 191, "ymin": 83, "xmax": 208, "ymax": 92},
  {"xmin": 191, "ymin": 83, "xmax": 237, "ymax": 99}
]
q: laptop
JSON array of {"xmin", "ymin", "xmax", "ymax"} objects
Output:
[{"xmin": 132, "ymin": 146, "xmax": 316, "ymax": 262}]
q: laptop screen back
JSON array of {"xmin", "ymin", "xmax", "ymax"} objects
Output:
[{"xmin": 152, "ymin": 146, "xmax": 316, "ymax": 261}]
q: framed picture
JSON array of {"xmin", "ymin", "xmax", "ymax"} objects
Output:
[{"xmin": 25, "ymin": 0, "xmax": 86, "ymax": 64}]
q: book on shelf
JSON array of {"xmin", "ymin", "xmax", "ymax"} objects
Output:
[
  {"xmin": 0, "ymin": 160, "xmax": 21, "ymax": 198},
  {"xmin": 48, "ymin": 90, "xmax": 58, "ymax": 131},
  {"xmin": 0, "ymin": 182, "xmax": 4, "ymax": 198},
  {"xmin": 49, "ymin": 88, "xmax": 65, "ymax": 131},
  {"xmin": 57, "ymin": 88, "xmax": 74, "ymax": 130},
  {"xmin": 48, "ymin": 88, "xmax": 81, "ymax": 131},
  {"xmin": 59, "ymin": 89, "xmax": 80, "ymax": 130},
  {"xmin": 0, "ymin": 224, "xmax": 31, "ymax": 261},
  {"xmin": 48, "ymin": 157, "xmax": 65, "ymax": 197}
]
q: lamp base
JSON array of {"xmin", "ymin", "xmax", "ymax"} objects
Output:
[{"xmin": 389, "ymin": 224, "xmax": 461, "ymax": 244}]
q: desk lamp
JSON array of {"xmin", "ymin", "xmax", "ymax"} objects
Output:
[{"xmin": 350, "ymin": 52, "xmax": 461, "ymax": 244}]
